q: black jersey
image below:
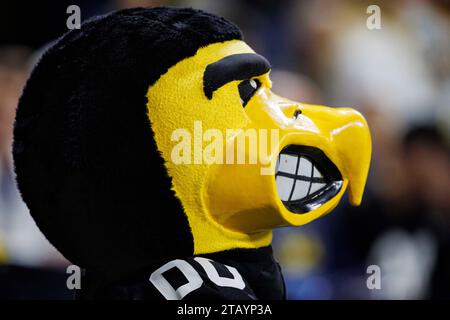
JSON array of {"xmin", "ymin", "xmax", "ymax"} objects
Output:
[{"xmin": 78, "ymin": 246, "xmax": 286, "ymax": 300}]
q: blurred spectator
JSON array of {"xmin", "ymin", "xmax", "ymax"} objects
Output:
[
  {"xmin": 403, "ymin": 125, "xmax": 450, "ymax": 299},
  {"xmin": 329, "ymin": 124, "xmax": 450, "ymax": 299}
]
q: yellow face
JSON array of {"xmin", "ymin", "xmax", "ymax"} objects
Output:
[{"xmin": 146, "ymin": 40, "xmax": 371, "ymax": 255}]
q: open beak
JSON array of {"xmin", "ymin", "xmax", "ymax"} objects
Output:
[{"xmin": 203, "ymin": 91, "xmax": 372, "ymax": 233}]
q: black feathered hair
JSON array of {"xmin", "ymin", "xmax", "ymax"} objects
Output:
[{"xmin": 13, "ymin": 7, "xmax": 242, "ymax": 272}]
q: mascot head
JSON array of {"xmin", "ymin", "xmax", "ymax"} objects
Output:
[{"xmin": 13, "ymin": 7, "xmax": 371, "ymax": 272}]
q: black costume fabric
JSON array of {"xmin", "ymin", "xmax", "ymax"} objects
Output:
[
  {"xmin": 78, "ymin": 246, "xmax": 285, "ymax": 300},
  {"xmin": 14, "ymin": 6, "xmax": 241, "ymax": 270},
  {"xmin": 13, "ymin": 7, "xmax": 285, "ymax": 299}
]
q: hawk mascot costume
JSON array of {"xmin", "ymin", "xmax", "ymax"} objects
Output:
[{"xmin": 13, "ymin": 7, "xmax": 371, "ymax": 300}]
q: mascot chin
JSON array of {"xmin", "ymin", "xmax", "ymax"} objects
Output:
[{"xmin": 13, "ymin": 7, "xmax": 371, "ymax": 300}]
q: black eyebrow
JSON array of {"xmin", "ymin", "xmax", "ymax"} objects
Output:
[{"xmin": 203, "ymin": 53, "xmax": 271, "ymax": 99}]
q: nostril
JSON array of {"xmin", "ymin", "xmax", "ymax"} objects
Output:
[{"xmin": 293, "ymin": 109, "xmax": 302, "ymax": 120}]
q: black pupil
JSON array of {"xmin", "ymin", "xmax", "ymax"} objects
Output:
[{"xmin": 238, "ymin": 79, "xmax": 260, "ymax": 107}]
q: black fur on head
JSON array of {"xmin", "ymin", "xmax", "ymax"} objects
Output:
[{"xmin": 13, "ymin": 7, "xmax": 242, "ymax": 272}]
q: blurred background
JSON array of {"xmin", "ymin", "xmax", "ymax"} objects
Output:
[{"xmin": 0, "ymin": 0, "xmax": 449, "ymax": 299}]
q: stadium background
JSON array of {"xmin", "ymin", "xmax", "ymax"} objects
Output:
[{"xmin": 0, "ymin": 0, "xmax": 449, "ymax": 299}]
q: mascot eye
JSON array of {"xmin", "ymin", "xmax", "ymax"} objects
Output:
[{"xmin": 238, "ymin": 78, "xmax": 261, "ymax": 107}]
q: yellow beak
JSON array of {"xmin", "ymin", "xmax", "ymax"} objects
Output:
[{"xmin": 204, "ymin": 89, "xmax": 372, "ymax": 232}]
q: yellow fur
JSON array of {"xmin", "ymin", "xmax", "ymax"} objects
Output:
[
  {"xmin": 147, "ymin": 41, "xmax": 272, "ymax": 254},
  {"xmin": 146, "ymin": 40, "xmax": 371, "ymax": 255}
]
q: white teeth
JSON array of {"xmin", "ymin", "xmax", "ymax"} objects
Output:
[
  {"xmin": 275, "ymin": 153, "xmax": 328, "ymax": 203},
  {"xmin": 313, "ymin": 166, "xmax": 323, "ymax": 178},
  {"xmin": 291, "ymin": 180, "xmax": 309, "ymax": 200},
  {"xmin": 309, "ymin": 182, "xmax": 326, "ymax": 194},
  {"xmin": 250, "ymin": 79, "xmax": 257, "ymax": 89},
  {"xmin": 276, "ymin": 176, "xmax": 294, "ymax": 201},
  {"xmin": 297, "ymin": 157, "xmax": 312, "ymax": 176},
  {"xmin": 278, "ymin": 154, "xmax": 297, "ymax": 174}
]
